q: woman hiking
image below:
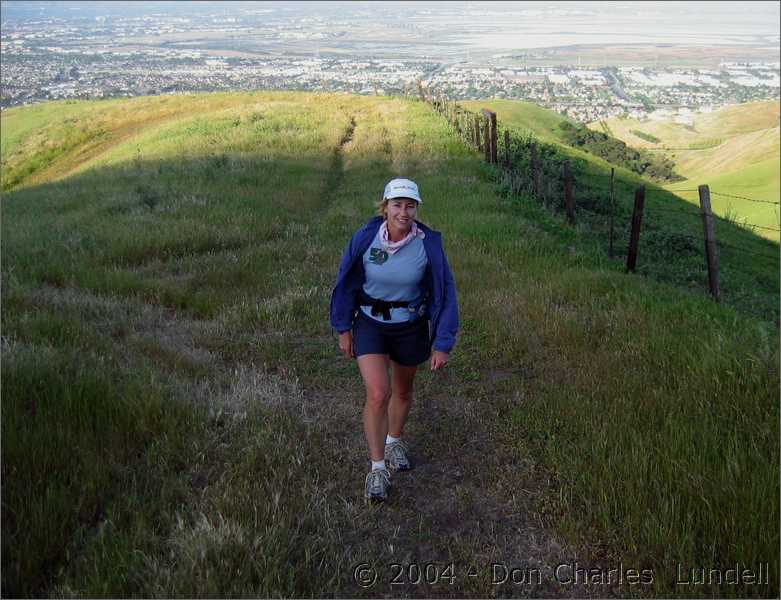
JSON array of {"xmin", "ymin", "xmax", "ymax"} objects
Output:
[{"xmin": 329, "ymin": 178, "xmax": 459, "ymax": 502}]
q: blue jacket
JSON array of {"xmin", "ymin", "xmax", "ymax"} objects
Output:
[{"xmin": 330, "ymin": 216, "xmax": 459, "ymax": 353}]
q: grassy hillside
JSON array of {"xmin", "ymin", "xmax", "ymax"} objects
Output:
[
  {"xmin": 0, "ymin": 94, "xmax": 282, "ymax": 191},
  {"xmin": 462, "ymin": 98, "xmax": 572, "ymax": 144},
  {"xmin": 590, "ymin": 101, "xmax": 780, "ymax": 239},
  {"xmin": 462, "ymin": 98, "xmax": 623, "ymax": 173},
  {"xmin": 2, "ymin": 91, "xmax": 778, "ymax": 598},
  {"xmin": 456, "ymin": 98, "xmax": 778, "ymax": 322}
]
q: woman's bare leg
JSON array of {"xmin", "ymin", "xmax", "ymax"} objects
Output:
[
  {"xmin": 357, "ymin": 354, "xmax": 391, "ymax": 462},
  {"xmin": 388, "ymin": 360, "xmax": 418, "ymax": 438}
]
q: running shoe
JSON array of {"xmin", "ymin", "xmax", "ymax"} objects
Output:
[
  {"xmin": 364, "ymin": 468, "xmax": 391, "ymax": 502},
  {"xmin": 384, "ymin": 440, "xmax": 412, "ymax": 472}
]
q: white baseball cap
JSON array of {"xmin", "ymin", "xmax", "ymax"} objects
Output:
[{"xmin": 383, "ymin": 178, "xmax": 422, "ymax": 204}]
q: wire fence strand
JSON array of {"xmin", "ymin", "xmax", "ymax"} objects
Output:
[
  {"xmin": 645, "ymin": 206, "xmax": 702, "ymax": 217},
  {"xmin": 710, "ymin": 190, "xmax": 780, "ymax": 205},
  {"xmin": 712, "ymin": 213, "xmax": 781, "ymax": 232},
  {"xmin": 736, "ymin": 223, "xmax": 780, "ymax": 233},
  {"xmin": 427, "ymin": 95, "xmax": 781, "ymax": 287},
  {"xmin": 716, "ymin": 241, "xmax": 779, "ymax": 262}
]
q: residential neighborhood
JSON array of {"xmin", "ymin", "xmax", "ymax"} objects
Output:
[{"xmin": 2, "ymin": 4, "xmax": 779, "ymax": 122}]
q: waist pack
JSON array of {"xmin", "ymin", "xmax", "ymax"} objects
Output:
[{"xmin": 358, "ymin": 290, "xmax": 426, "ymax": 321}]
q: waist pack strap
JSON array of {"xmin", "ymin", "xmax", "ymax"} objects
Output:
[{"xmin": 358, "ymin": 290, "xmax": 412, "ymax": 321}]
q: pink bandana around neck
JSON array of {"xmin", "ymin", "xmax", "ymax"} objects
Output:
[{"xmin": 379, "ymin": 220, "xmax": 425, "ymax": 254}]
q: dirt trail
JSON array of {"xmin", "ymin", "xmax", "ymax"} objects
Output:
[
  {"xmin": 305, "ymin": 372, "xmax": 615, "ymax": 598},
  {"xmin": 302, "ymin": 114, "xmax": 617, "ymax": 598}
]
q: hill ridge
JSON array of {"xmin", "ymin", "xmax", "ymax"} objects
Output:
[
  {"xmin": 583, "ymin": 100, "xmax": 780, "ymax": 237},
  {"xmin": 2, "ymin": 91, "xmax": 778, "ymax": 598}
]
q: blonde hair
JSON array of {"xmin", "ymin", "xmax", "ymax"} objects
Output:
[
  {"xmin": 375, "ymin": 198, "xmax": 389, "ymax": 219},
  {"xmin": 375, "ymin": 197, "xmax": 420, "ymax": 219}
]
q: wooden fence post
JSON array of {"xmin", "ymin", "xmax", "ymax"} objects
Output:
[
  {"xmin": 608, "ymin": 167, "xmax": 615, "ymax": 257},
  {"xmin": 531, "ymin": 142, "xmax": 539, "ymax": 198},
  {"xmin": 481, "ymin": 109, "xmax": 496, "ymax": 164},
  {"xmin": 504, "ymin": 130, "xmax": 511, "ymax": 169},
  {"xmin": 490, "ymin": 112, "xmax": 498, "ymax": 164},
  {"xmin": 626, "ymin": 185, "xmax": 645, "ymax": 273},
  {"xmin": 698, "ymin": 184, "xmax": 721, "ymax": 302},
  {"xmin": 563, "ymin": 160, "xmax": 574, "ymax": 224},
  {"xmin": 483, "ymin": 115, "xmax": 491, "ymax": 163},
  {"xmin": 474, "ymin": 114, "xmax": 481, "ymax": 150}
]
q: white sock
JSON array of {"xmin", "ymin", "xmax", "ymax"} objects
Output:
[
  {"xmin": 371, "ymin": 459, "xmax": 386, "ymax": 471},
  {"xmin": 385, "ymin": 434, "xmax": 401, "ymax": 445}
]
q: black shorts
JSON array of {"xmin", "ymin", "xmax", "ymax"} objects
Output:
[{"xmin": 352, "ymin": 310, "xmax": 431, "ymax": 367}]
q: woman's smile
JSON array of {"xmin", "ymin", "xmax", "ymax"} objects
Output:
[{"xmin": 387, "ymin": 198, "xmax": 417, "ymax": 239}]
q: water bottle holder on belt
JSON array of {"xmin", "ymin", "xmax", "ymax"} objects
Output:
[{"xmin": 359, "ymin": 291, "xmax": 422, "ymax": 321}]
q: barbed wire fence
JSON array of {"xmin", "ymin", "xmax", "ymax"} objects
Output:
[{"xmin": 418, "ymin": 86, "xmax": 779, "ymax": 305}]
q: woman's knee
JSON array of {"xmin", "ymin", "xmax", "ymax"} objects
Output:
[
  {"xmin": 393, "ymin": 388, "xmax": 414, "ymax": 404},
  {"xmin": 365, "ymin": 386, "xmax": 391, "ymax": 410}
]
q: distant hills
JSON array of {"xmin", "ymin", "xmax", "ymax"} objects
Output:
[
  {"xmin": 460, "ymin": 98, "xmax": 779, "ymax": 240},
  {"xmin": 590, "ymin": 100, "xmax": 780, "ymax": 239}
]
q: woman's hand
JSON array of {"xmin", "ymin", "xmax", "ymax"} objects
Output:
[
  {"xmin": 430, "ymin": 350, "xmax": 449, "ymax": 371},
  {"xmin": 338, "ymin": 331, "xmax": 354, "ymax": 359}
]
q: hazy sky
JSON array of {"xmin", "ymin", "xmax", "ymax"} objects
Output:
[
  {"xmin": 2, "ymin": 1, "xmax": 779, "ymax": 52},
  {"xmin": 2, "ymin": 1, "xmax": 779, "ymax": 33}
]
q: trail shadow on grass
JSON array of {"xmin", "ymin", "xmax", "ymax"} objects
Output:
[
  {"xmin": 1, "ymin": 148, "xmax": 351, "ymax": 596},
  {"xmin": 2, "ymin": 152, "xmax": 339, "ymax": 317}
]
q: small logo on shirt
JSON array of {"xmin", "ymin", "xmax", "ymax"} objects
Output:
[{"xmin": 369, "ymin": 247, "xmax": 389, "ymax": 264}]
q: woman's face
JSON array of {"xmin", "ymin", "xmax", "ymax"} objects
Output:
[{"xmin": 386, "ymin": 198, "xmax": 418, "ymax": 230}]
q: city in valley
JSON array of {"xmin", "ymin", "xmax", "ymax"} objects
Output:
[{"xmin": 1, "ymin": 1, "xmax": 779, "ymax": 123}]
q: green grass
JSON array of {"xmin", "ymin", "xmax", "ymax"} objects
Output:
[
  {"xmin": 686, "ymin": 138, "xmax": 723, "ymax": 150},
  {"xmin": 589, "ymin": 101, "xmax": 780, "ymax": 240},
  {"xmin": 2, "ymin": 91, "xmax": 779, "ymax": 598},
  {"xmin": 462, "ymin": 98, "xmax": 572, "ymax": 144},
  {"xmin": 667, "ymin": 157, "xmax": 780, "ymax": 233},
  {"xmin": 1, "ymin": 99, "xmax": 95, "ymax": 157},
  {"xmin": 630, "ymin": 129, "xmax": 661, "ymax": 144},
  {"xmin": 456, "ymin": 98, "xmax": 778, "ymax": 323}
]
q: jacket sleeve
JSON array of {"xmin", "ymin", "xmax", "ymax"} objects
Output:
[
  {"xmin": 330, "ymin": 230, "xmax": 363, "ymax": 333},
  {"xmin": 432, "ymin": 247, "xmax": 459, "ymax": 353}
]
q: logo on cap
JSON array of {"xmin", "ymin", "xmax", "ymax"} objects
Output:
[{"xmin": 383, "ymin": 178, "xmax": 422, "ymax": 203}]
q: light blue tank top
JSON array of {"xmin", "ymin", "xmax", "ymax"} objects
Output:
[{"xmin": 361, "ymin": 230, "xmax": 429, "ymax": 323}]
